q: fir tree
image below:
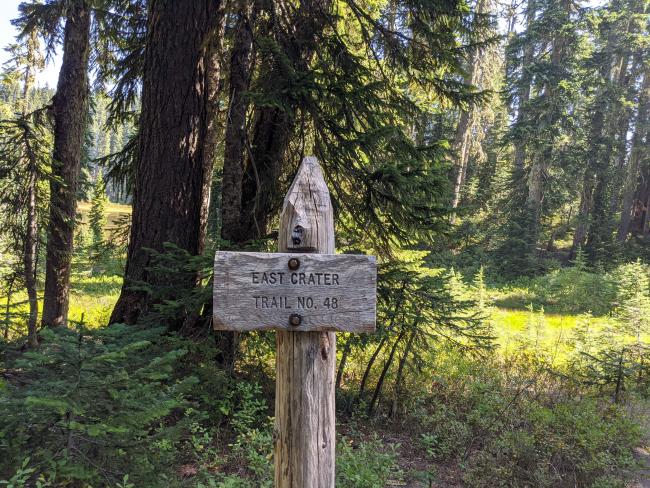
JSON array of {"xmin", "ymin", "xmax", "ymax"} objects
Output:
[{"xmin": 89, "ymin": 170, "xmax": 107, "ymax": 245}]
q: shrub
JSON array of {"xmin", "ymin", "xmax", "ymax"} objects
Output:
[
  {"xmin": 337, "ymin": 436, "xmax": 401, "ymax": 488},
  {"xmin": 0, "ymin": 324, "xmax": 197, "ymax": 487}
]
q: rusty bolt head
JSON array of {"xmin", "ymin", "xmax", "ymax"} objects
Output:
[
  {"xmin": 288, "ymin": 257, "xmax": 300, "ymax": 270},
  {"xmin": 289, "ymin": 314, "xmax": 302, "ymax": 327}
]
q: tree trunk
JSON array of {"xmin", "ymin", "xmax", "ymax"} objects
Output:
[
  {"xmin": 512, "ymin": 0, "xmax": 536, "ymax": 173},
  {"xmin": 618, "ymin": 68, "xmax": 649, "ymax": 241},
  {"xmin": 110, "ymin": 0, "xmax": 223, "ymax": 325},
  {"xmin": 367, "ymin": 328, "xmax": 406, "ymax": 415},
  {"xmin": 41, "ymin": 0, "xmax": 91, "ymax": 328},
  {"xmin": 451, "ymin": 0, "xmax": 488, "ymax": 212},
  {"xmin": 336, "ymin": 334, "xmax": 353, "ymax": 390},
  {"xmin": 358, "ymin": 336, "xmax": 386, "ymax": 403},
  {"xmin": 221, "ymin": 0, "xmax": 257, "ymax": 244},
  {"xmin": 22, "ymin": 31, "xmax": 40, "ymax": 346},
  {"xmin": 390, "ymin": 329, "xmax": 416, "ymax": 419},
  {"xmin": 4, "ymin": 275, "xmax": 15, "ymax": 340},
  {"xmin": 526, "ymin": 0, "xmax": 569, "ymax": 255},
  {"xmin": 25, "ymin": 158, "xmax": 39, "ymax": 346},
  {"xmin": 237, "ymin": 0, "xmax": 333, "ymax": 240},
  {"xmin": 608, "ymin": 53, "xmax": 632, "ymax": 215}
]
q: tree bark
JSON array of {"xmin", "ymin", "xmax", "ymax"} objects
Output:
[
  {"xmin": 221, "ymin": 0, "xmax": 257, "ymax": 244},
  {"xmin": 367, "ymin": 328, "xmax": 405, "ymax": 415},
  {"xmin": 618, "ymin": 68, "xmax": 649, "ymax": 241},
  {"xmin": 41, "ymin": 0, "xmax": 91, "ymax": 328},
  {"xmin": 451, "ymin": 0, "xmax": 487, "ymax": 212},
  {"xmin": 390, "ymin": 328, "xmax": 416, "ymax": 419},
  {"xmin": 237, "ymin": 0, "xmax": 333, "ymax": 241},
  {"xmin": 336, "ymin": 334, "xmax": 353, "ymax": 390},
  {"xmin": 22, "ymin": 31, "xmax": 40, "ymax": 346},
  {"xmin": 110, "ymin": 0, "xmax": 223, "ymax": 325},
  {"xmin": 512, "ymin": 0, "xmax": 535, "ymax": 173}
]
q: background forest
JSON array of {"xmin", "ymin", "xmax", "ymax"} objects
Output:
[{"xmin": 0, "ymin": 0, "xmax": 649, "ymax": 486}]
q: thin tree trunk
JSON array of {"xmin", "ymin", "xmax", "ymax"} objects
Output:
[
  {"xmin": 512, "ymin": 0, "xmax": 535, "ymax": 173},
  {"xmin": 42, "ymin": 0, "xmax": 91, "ymax": 328},
  {"xmin": 22, "ymin": 31, "xmax": 40, "ymax": 346},
  {"xmin": 608, "ymin": 53, "xmax": 633, "ymax": 215},
  {"xmin": 110, "ymin": 0, "xmax": 223, "ymax": 325},
  {"xmin": 237, "ymin": 0, "xmax": 333, "ymax": 240},
  {"xmin": 451, "ymin": 0, "xmax": 487, "ymax": 212},
  {"xmin": 358, "ymin": 336, "xmax": 386, "ymax": 402},
  {"xmin": 368, "ymin": 328, "xmax": 406, "ymax": 415},
  {"xmin": 357, "ymin": 283, "xmax": 407, "ymax": 404},
  {"xmin": 390, "ymin": 328, "xmax": 416, "ymax": 419},
  {"xmin": 221, "ymin": 0, "xmax": 257, "ymax": 244},
  {"xmin": 4, "ymin": 275, "xmax": 15, "ymax": 340},
  {"xmin": 614, "ymin": 349, "xmax": 624, "ymax": 404},
  {"xmin": 618, "ymin": 68, "xmax": 649, "ymax": 241},
  {"xmin": 336, "ymin": 334, "xmax": 353, "ymax": 390},
  {"xmin": 641, "ymin": 191, "xmax": 650, "ymax": 237},
  {"xmin": 25, "ymin": 160, "xmax": 39, "ymax": 346}
]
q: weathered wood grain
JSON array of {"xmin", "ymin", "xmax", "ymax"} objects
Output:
[
  {"xmin": 276, "ymin": 157, "xmax": 336, "ymax": 488},
  {"xmin": 212, "ymin": 251, "xmax": 376, "ymax": 332}
]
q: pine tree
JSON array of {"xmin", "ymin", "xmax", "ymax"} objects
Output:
[
  {"xmin": 17, "ymin": 0, "xmax": 93, "ymax": 328},
  {"xmin": 0, "ymin": 27, "xmax": 46, "ymax": 347},
  {"xmin": 88, "ymin": 170, "xmax": 107, "ymax": 245}
]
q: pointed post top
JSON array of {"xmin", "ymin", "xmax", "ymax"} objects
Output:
[{"xmin": 279, "ymin": 156, "xmax": 335, "ymax": 254}]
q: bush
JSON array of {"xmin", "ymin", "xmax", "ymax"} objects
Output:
[
  {"xmin": 464, "ymin": 400, "xmax": 640, "ymax": 487},
  {"xmin": 337, "ymin": 436, "xmax": 401, "ymax": 488},
  {"xmin": 0, "ymin": 324, "xmax": 197, "ymax": 487}
]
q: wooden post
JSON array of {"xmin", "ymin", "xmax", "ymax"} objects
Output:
[
  {"xmin": 213, "ymin": 156, "xmax": 376, "ymax": 486},
  {"xmin": 275, "ymin": 157, "xmax": 336, "ymax": 487}
]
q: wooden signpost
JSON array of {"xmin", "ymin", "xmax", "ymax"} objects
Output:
[{"xmin": 213, "ymin": 157, "xmax": 376, "ymax": 487}]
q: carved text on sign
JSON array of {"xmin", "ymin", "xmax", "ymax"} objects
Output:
[{"xmin": 213, "ymin": 251, "xmax": 376, "ymax": 333}]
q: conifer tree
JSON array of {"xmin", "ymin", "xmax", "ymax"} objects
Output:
[
  {"xmin": 17, "ymin": 0, "xmax": 93, "ymax": 328},
  {"xmin": 0, "ymin": 28, "xmax": 46, "ymax": 346},
  {"xmin": 89, "ymin": 170, "xmax": 106, "ymax": 245},
  {"xmin": 110, "ymin": 0, "xmax": 225, "ymax": 325}
]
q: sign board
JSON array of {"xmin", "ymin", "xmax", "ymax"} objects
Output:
[{"xmin": 213, "ymin": 251, "xmax": 376, "ymax": 332}]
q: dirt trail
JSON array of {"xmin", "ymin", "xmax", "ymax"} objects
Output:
[{"xmin": 629, "ymin": 403, "xmax": 650, "ymax": 488}]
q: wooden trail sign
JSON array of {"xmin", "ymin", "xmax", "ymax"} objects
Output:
[
  {"xmin": 213, "ymin": 156, "xmax": 376, "ymax": 487},
  {"xmin": 213, "ymin": 251, "xmax": 376, "ymax": 332}
]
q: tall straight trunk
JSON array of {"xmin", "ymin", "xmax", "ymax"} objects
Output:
[
  {"xmin": 451, "ymin": 0, "xmax": 487, "ymax": 211},
  {"xmin": 200, "ymin": 5, "xmax": 226, "ymax": 252},
  {"xmin": 641, "ymin": 191, "xmax": 650, "ymax": 237},
  {"xmin": 526, "ymin": 0, "xmax": 570, "ymax": 254},
  {"xmin": 25, "ymin": 150, "xmax": 39, "ymax": 346},
  {"xmin": 209, "ymin": 1, "xmax": 249, "ymax": 368},
  {"xmin": 512, "ymin": 0, "xmax": 536, "ymax": 173},
  {"xmin": 618, "ymin": 68, "xmax": 650, "ymax": 241},
  {"xmin": 573, "ymin": 5, "xmax": 644, "ymax": 256},
  {"xmin": 587, "ymin": 54, "xmax": 639, "ymax": 255},
  {"xmin": 221, "ymin": 0, "xmax": 257, "ymax": 244},
  {"xmin": 22, "ymin": 31, "xmax": 40, "ymax": 346},
  {"xmin": 4, "ymin": 275, "xmax": 15, "ymax": 340},
  {"xmin": 110, "ymin": 0, "xmax": 223, "ymax": 325},
  {"xmin": 237, "ymin": 0, "xmax": 333, "ymax": 240},
  {"xmin": 41, "ymin": 0, "xmax": 91, "ymax": 328},
  {"xmin": 608, "ymin": 53, "xmax": 632, "ymax": 215},
  {"xmin": 572, "ymin": 72, "xmax": 612, "ymax": 258}
]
